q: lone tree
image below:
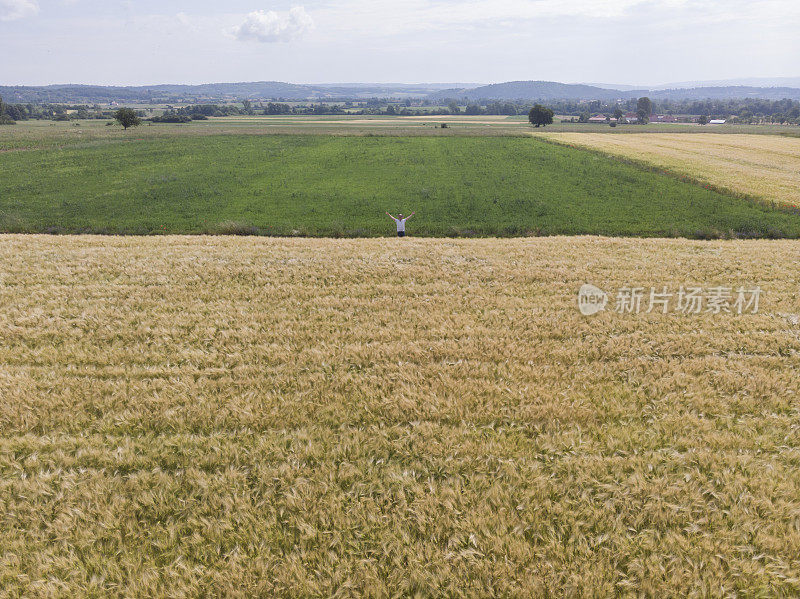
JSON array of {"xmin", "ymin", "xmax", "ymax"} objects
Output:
[
  {"xmin": 636, "ymin": 97, "xmax": 652, "ymax": 124},
  {"xmin": 114, "ymin": 107, "xmax": 141, "ymax": 130},
  {"xmin": 698, "ymin": 115, "xmax": 709, "ymax": 125},
  {"xmin": 528, "ymin": 104, "xmax": 554, "ymax": 127}
]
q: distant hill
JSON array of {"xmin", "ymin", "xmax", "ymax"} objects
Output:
[
  {"xmin": 2, "ymin": 79, "xmax": 800, "ymax": 104},
  {"xmin": 582, "ymin": 77, "xmax": 800, "ymax": 91},
  {"xmin": 0, "ymin": 82, "xmax": 314, "ymax": 103},
  {"xmin": 430, "ymin": 81, "xmax": 800, "ymax": 102},
  {"xmin": 646, "ymin": 86, "xmax": 800, "ymax": 101},
  {"xmin": 650, "ymin": 77, "xmax": 800, "ymax": 89},
  {"xmin": 0, "ymin": 81, "xmax": 456, "ymax": 104},
  {"xmin": 429, "ymin": 81, "xmax": 644, "ymax": 102}
]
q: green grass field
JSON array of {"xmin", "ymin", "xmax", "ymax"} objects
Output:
[
  {"xmin": 3, "ymin": 133, "xmax": 800, "ymax": 238},
  {"xmin": 1, "ymin": 117, "xmax": 797, "ymax": 153}
]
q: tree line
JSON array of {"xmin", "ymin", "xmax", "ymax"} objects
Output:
[
  {"xmin": 535, "ymin": 97, "xmax": 800, "ymax": 123},
  {"xmin": 0, "ymin": 99, "xmax": 127, "ymax": 123},
  {"xmin": 3, "ymin": 95, "xmax": 799, "ymax": 126}
]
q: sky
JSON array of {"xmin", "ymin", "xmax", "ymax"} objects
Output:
[{"xmin": 1, "ymin": 0, "xmax": 799, "ymax": 86}]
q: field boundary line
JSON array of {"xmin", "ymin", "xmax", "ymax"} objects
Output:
[{"xmin": 532, "ymin": 134, "xmax": 799, "ymax": 217}]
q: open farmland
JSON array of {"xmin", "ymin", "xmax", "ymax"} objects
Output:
[
  {"xmin": 540, "ymin": 132, "xmax": 800, "ymax": 207},
  {"xmin": 2, "ymin": 132, "xmax": 800, "ymax": 238},
  {"xmin": 2, "ymin": 117, "xmax": 796, "ymax": 153},
  {"xmin": 1, "ymin": 235, "xmax": 800, "ymax": 596},
  {"xmin": 0, "ymin": 117, "xmax": 530, "ymax": 151}
]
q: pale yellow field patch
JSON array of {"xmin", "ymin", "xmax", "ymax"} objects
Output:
[
  {"xmin": 540, "ymin": 132, "xmax": 800, "ymax": 206},
  {"xmin": 2, "ymin": 235, "xmax": 800, "ymax": 596}
]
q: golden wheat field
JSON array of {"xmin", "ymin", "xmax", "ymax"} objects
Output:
[
  {"xmin": 2, "ymin": 235, "xmax": 800, "ymax": 597},
  {"xmin": 540, "ymin": 132, "xmax": 800, "ymax": 207}
]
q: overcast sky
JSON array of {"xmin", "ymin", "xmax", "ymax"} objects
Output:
[{"xmin": 1, "ymin": 0, "xmax": 799, "ymax": 86}]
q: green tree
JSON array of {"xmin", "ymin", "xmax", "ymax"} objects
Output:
[
  {"xmin": 528, "ymin": 104, "xmax": 554, "ymax": 127},
  {"xmin": 242, "ymin": 99, "xmax": 253, "ymax": 115},
  {"xmin": 448, "ymin": 101, "xmax": 461, "ymax": 115},
  {"xmin": 636, "ymin": 97, "xmax": 652, "ymax": 124},
  {"xmin": 114, "ymin": 107, "xmax": 141, "ymax": 130},
  {"xmin": 0, "ymin": 95, "xmax": 12, "ymax": 125},
  {"xmin": 613, "ymin": 107, "xmax": 624, "ymax": 121},
  {"xmin": 698, "ymin": 115, "xmax": 709, "ymax": 125},
  {"xmin": 0, "ymin": 101, "xmax": 13, "ymax": 124},
  {"xmin": 5, "ymin": 104, "xmax": 24, "ymax": 120},
  {"xmin": 265, "ymin": 102, "xmax": 290, "ymax": 115}
]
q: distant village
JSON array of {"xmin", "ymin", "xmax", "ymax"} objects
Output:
[{"xmin": 584, "ymin": 113, "xmax": 725, "ymax": 124}]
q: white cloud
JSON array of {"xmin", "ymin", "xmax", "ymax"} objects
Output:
[
  {"xmin": 306, "ymin": 0, "xmax": 698, "ymax": 39},
  {"xmin": 0, "ymin": 0, "xmax": 39, "ymax": 21},
  {"xmin": 2, "ymin": 0, "xmax": 799, "ymax": 85},
  {"xmin": 304, "ymin": 0, "xmax": 800, "ymax": 44},
  {"xmin": 229, "ymin": 7, "xmax": 313, "ymax": 42}
]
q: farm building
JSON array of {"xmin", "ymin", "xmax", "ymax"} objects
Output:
[{"xmin": 650, "ymin": 114, "xmax": 678, "ymax": 123}]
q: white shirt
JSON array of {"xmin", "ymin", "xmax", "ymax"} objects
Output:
[{"xmin": 392, "ymin": 217, "xmax": 407, "ymax": 232}]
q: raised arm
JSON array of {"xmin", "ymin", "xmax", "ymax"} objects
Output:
[
  {"xmin": 406, "ymin": 211, "xmax": 416, "ymax": 219},
  {"xmin": 386, "ymin": 211, "xmax": 396, "ymax": 220}
]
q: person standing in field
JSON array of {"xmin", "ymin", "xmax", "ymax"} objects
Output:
[{"xmin": 386, "ymin": 211, "xmax": 415, "ymax": 237}]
